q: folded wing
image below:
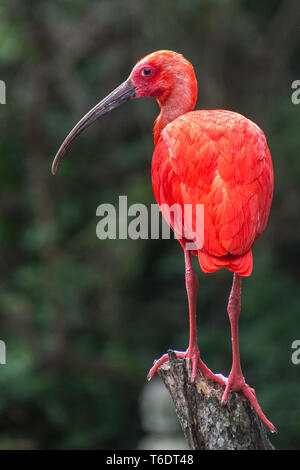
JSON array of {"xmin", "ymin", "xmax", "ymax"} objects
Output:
[{"xmin": 151, "ymin": 110, "xmax": 273, "ymax": 276}]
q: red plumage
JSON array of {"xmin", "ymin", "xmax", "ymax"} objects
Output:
[{"xmin": 152, "ymin": 109, "xmax": 273, "ymax": 276}]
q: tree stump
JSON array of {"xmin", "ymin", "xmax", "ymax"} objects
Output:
[{"xmin": 157, "ymin": 350, "xmax": 275, "ymax": 450}]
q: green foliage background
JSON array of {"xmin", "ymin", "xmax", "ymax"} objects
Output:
[{"xmin": 0, "ymin": 0, "xmax": 299, "ymax": 449}]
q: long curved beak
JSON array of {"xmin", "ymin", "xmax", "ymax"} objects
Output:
[{"xmin": 51, "ymin": 77, "xmax": 136, "ymax": 175}]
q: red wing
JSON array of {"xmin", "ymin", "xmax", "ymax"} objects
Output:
[{"xmin": 151, "ymin": 110, "xmax": 273, "ymax": 259}]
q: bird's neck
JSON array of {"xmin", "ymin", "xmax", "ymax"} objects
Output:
[{"xmin": 153, "ymin": 82, "xmax": 197, "ymax": 145}]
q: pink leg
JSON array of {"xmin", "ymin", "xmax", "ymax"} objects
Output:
[
  {"xmin": 148, "ymin": 250, "xmax": 225, "ymax": 386},
  {"xmin": 221, "ymin": 274, "xmax": 276, "ymax": 433}
]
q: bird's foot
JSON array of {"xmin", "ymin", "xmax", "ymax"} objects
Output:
[
  {"xmin": 221, "ymin": 370, "xmax": 276, "ymax": 433},
  {"xmin": 147, "ymin": 346, "xmax": 226, "ymax": 387}
]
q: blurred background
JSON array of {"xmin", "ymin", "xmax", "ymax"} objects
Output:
[{"xmin": 0, "ymin": 0, "xmax": 299, "ymax": 450}]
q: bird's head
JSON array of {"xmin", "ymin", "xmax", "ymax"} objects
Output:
[
  {"xmin": 51, "ymin": 50, "xmax": 197, "ymax": 174},
  {"xmin": 130, "ymin": 50, "xmax": 197, "ymax": 106}
]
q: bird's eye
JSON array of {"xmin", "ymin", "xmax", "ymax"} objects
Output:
[{"xmin": 142, "ymin": 68, "xmax": 152, "ymax": 76}]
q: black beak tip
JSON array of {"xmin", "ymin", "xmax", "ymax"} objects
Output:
[
  {"xmin": 51, "ymin": 153, "xmax": 61, "ymax": 175},
  {"xmin": 51, "ymin": 160, "xmax": 57, "ymax": 175}
]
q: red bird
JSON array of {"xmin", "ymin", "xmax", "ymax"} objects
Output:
[{"xmin": 52, "ymin": 50, "xmax": 275, "ymax": 432}]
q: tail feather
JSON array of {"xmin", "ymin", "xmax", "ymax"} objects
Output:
[{"xmin": 198, "ymin": 249, "xmax": 253, "ymax": 277}]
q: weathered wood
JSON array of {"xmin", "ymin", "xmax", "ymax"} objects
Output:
[{"xmin": 157, "ymin": 350, "xmax": 275, "ymax": 450}]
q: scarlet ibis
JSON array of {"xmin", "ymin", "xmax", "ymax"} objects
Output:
[{"xmin": 52, "ymin": 50, "xmax": 275, "ymax": 432}]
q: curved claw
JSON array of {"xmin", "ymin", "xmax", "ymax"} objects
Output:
[
  {"xmin": 147, "ymin": 351, "xmax": 185, "ymax": 381},
  {"xmin": 147, "ymin": 348, "xmax": 226, "ymax": 388},
  {"xmin": 221, "ymin": 376, "xmax": 276, "ymax": 433}
]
